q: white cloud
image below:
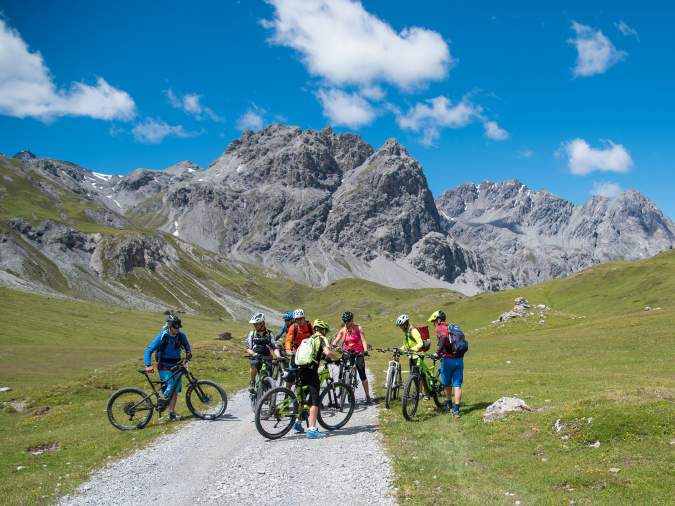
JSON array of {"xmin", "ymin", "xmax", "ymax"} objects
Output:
[
  {"xmin": 518, "ymin": 148, "xmax": 534, "ymax": 159},
  {"xmin": 359, "ymin": 85, "xmax": 385, "ymax": 101},
  {"xmin": 615, "ymin": 20, "xmax": 639, "ymax": 41},
  {"xmin": 568, "ymin": 21, "xmax": 627, "ymax": 77},
  {"xmin": 236, "ymin": 105, "xmax": 266, "ymax": 131},
  {"xmin": 396, "ymin": 96, "xmax": 508, "ymax": 146},
  {"xmin": 591, "ymin": 181, "xmax": 622, "ymax": 198},
  {"xmin": 561, "ymin": 138, "xmax": 633, "ymax": 175},
  {"xmin": 316, "ymin": 88, "xmax": 376, "ymax": 128},
  {"xmin": 165, "ymin": 89, "xmax": 221, "ymax": 121},
  {"xmin": 0, "ymin": 19, "xmax": 135, "ymax": 121},
  {"xmin": 484, "ymin": 120, "xmax": 510, "ymax": 141},
  {"xmin": 263, "ymin": 0, "xmax": 451, "ymax": 90},
  {"xmin": 132, "ymin": 118, "xmax": 202, "ymax": 144}
]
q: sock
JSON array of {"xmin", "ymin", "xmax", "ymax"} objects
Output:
[
  {"xmin": 453, "ymin": 404, "xmax": 460, "ymax": 412},
  {"xmin": 445, "ymin": 400, "xmax": 452, "ymax": 409}
]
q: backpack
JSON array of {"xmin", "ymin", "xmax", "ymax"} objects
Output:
[
  {"xmin": 292, "ymin": 320, "xmax": 313, "ymax": 341},
  {"xmin": 449, "ymin": 327, "xmax": 469, "ymax": 357},
  {"xmin": 415, "ymin": 325, "xmax": 431, "ymax": 352},
  {"xmin": 156, "ymin": 331, "xmax": 183, "ymax": 362},
  {"xmin": 295, "ymin": 334, "xmax": 322, "ymax": 366}
]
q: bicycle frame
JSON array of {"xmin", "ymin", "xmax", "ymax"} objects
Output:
[
  {"xmin": 408, "ymin": 353, "xmax": 441, "ymax": 392},
  {"xmin": 139, "ymin": 362, "xmax": 199, "ymax": 409}
]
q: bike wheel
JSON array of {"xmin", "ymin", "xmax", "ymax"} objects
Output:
[
  {"xmin": 318, "ymin": 382, "xmax": 355, "ymax": 430},
  {"xmin": 253, "ymin": 377, "xmax": 275, "ymax": 411},
  {"xmin": 393, "ymin": 369, "xmax": 402, "ymax": 400},
  {"xmin": 107, "ymin": 387, "xmax": 154, "ymax": 431},
  {"xmin": 384, "ymin": 367, "xmax": 394, "ymax": 409},
  {"xmin": 255, "ymin": 387, "xmax": 298, "ymax": 440},
  {"xmin": 186, "ymin": 380, "xmax": 228, "ymax": 420},
  {"xmin": 402, "ymin": 375, "xmax": 420, "ymax": 421}
]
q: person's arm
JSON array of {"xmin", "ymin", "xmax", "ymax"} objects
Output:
[
  {"xmin": 245, "ymin": 333, "xmax": 256, "ymax": 356},
  {"xmin": 411, "ymin": 328, "xmax": 424, "ymax": 353},
  {"xmin": 331, "ymin": 328, "xmax": 345, "ymax": 348},
  {"xmin": 358, "ymin": 325, "xmax": 368, "ymax": 353},
  {"xmin": 321, "ymin": 337, "xmax": 339, "ymax": 361},
  {"xmin": 284, "ymin": 326, "xmax": 294, "ymax": 353},
  {"xmin": 182, "ymin": 333, "xmax": 191, "ymax": 354},
  {"xmin": 143, "ymin": 335, "xmax": 161, "ymax": 368}
]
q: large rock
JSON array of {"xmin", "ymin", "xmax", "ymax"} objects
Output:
[{"xmin": 483, "ymin": 397, "xmax": 532, "ymax": 422}]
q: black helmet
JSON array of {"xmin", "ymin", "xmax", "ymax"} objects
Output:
[
  {"xmin": 341, "ymin": 311, "xmax": 354, "ymax": 322},
  {"xmin": 166, "ymin": 314, "xmax": 182, "ymax": 328}
]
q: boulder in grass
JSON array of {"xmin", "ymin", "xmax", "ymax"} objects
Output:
[
  {"xmin": 483, "ymin": 397, "xmax": 532, "ymax": 422},
  {"xmin": 216, "ymin": 332, "xmax": 232, "ymax": 341},
  {"xmin": 0, "ymin": 386, "xmax": 11, "ymax": 393}
]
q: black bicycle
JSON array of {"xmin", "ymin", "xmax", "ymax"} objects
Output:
[
  {"xmin": 106, "ymin": 360, "xmax": 228, "ymax": 430},
  {"xmin": 338, "ymin": 350, "xmax": 365, "ymax": 391},
  {"xmin": 254, "ymin": 360, "xmax": 355, "ymax": 440},
  {"xmin": 249, "ymin": 356, "xmax": 288, "ymax": 412}
]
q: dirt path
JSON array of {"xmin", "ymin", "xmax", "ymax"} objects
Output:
[{"xmin": 59, "ymin": 371, "xmax": 396, "ymax": 506}]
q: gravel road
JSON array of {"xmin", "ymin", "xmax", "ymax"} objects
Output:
[{"xmin": 59, "ymin": 371, "xmax": 397, "ymax": 506}]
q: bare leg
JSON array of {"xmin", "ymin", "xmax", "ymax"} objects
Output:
[
  {"xmin": 362, "ymin": 379, "xmax": 371, "ymax": 401},
  {"xmin": 444, "ymin": 386, "xmax": 452, "ymax": 401},
  {"xmin": 454, "ymin": 387, "xmax": 462, "ymax": 407},
  {"xmin": 168, "ymin": 393, "xmax": 178, "ymax": 413},
  {"xmin": 249, "ymin": 367, "xmax": 257, "ymax": 383},
  {"xmin": 308, "ymin": 405, "xmax": 319, "ymax": 429}
]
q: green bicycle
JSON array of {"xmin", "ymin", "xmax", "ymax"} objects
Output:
[
  {"xmin": 401, "ymin": 351, "xmax": 443, "ymax": 420},
  {"xmin": 254, "ymin": 360, "xmax": 355, "ymax": 439}
]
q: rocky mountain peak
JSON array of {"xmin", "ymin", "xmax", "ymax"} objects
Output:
[{"xmin": 14, "ymin": 150, "xmax": 38, "ymax": 161}]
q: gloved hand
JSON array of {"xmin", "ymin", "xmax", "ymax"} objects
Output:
[
  {"xmin": 185, "ymin": 352, "xmax": 192, "ymax": 361},
  {"xmin": 145, "ymin": 366, "xmax": 154, "ymax": 373},
  {"xmin": 364, "ymin": 351, "xmax": 369, "ymax": 357}
]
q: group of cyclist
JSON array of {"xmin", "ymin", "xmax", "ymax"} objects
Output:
[{"xmin": 143, "ymin": 306, "xmax": 465, "ymax": 434}]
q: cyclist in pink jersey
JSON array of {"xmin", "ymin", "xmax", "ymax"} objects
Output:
[{"xmin": 332, "ymin": 311, "xmax": 372, "ymax": 404}]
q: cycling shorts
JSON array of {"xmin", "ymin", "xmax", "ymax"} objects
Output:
[
  {"xmin": 298, "ymin": 367, "xmax": 321, "ymax": 407},
  {"xmin": 440, "ymin": 357, "xmax": 464, "ymax": 388},
  {"xmin": 159, "ymin": 369, "xmax": 182, "ymax": 396},
  {"xmin": 345, "ymin": 352, "xmax": 367, "ymax": 381}
]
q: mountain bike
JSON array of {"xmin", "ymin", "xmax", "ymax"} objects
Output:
[
  {"xmin": 338, "ymin": 350, "xmax": 364, "ymax": 391},
  {"xmin": 106, "ymin": 360, "xmax": 228, "ymax": 430},
  {"xmin": 401, "ymin": 352, "xmax": 443, "ymax": 421},
  {"xmin": 254, "ymin": 359, "xmax": 355, "ymax": 440},
  {"xmin": 248, "ymin": 356, "xmax": 287, "ymax": 412},
  {"xmin": 377, "ymin": 348, "xmax": 403, "ymax": 409}
]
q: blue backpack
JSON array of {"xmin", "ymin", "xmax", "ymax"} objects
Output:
[{"xmin": 449, "ymin": 325, "xmax": 469, "ymax": 357}]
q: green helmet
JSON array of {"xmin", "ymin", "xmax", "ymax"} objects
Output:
[{"xmin": 312, "ymin": 319, "xmax": 330, "ymax": 332}]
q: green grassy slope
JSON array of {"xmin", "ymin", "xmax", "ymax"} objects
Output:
[{"xmin": 370, "ymin": 251, "xmax": 675, "ymax": 505}]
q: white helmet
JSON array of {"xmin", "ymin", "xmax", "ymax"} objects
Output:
[
  {"xmin": 249, "ymin": 312, "xmax": 265, "ymax": 324},
  {"xmin": 395, "ymin": 314, "xmax": 410, "ymax": 327},
  {"xmin": 292, "ymin": 308, "xmax": 305, "ymax": 319}
]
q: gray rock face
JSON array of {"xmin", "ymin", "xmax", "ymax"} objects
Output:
[
  {"xmin": 5, "ymin": 129, "xmax": 674, "ymax": 295},
  {"xmin": 483, "ymin": 397, "xmax": 532, "ymax": 422},
  {"xmin": 436, "ymin": 180, "xmax": 675, "ymax": 290}
]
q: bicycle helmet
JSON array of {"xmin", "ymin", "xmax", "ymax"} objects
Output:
[
  {"xmin": 395, "ymin": 314, "xmax": 409, "ymax": 327},
  {"xmin": 341, "ymin": 311, "xmax": 354, "ymax": 322},
  {"xmin": 427, "ymin": 310, "xmax": 447, "ymax": 323},
  {"xmin": 166, "ymin": 314, "xmax": 182, "ymax": 328},
  {"xmin": 312, "ymin": 319, "xmax": 330, "ymax": 332},
  {"xmin": 249, "ymin": 312, "xmax": 265, "ymax": 324},
  {"xmin": 282, "ymin": 311, "xmax": 293, "ymax": 321},
  {"xmin": 292, "ymin": 308, "xmax": 305, "ymax": 319}
]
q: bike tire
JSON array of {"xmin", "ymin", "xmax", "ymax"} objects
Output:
[
  {"xmin": 107, "ymin": 387, "xmax": 154, "ymax": 431},
  {"xmin": 393, "ymin": 369, "xmax": 402, "ymax": 400},
  {"xmin": 255, "ymin": 387, "xmax": 298, "ymax": 440},
  {"xmin": 384, "ymin": 367, "xmax": 394, "ymax": 409},
  {"xmin": 186, "ymin": 380, "xmax": 228, "ymax": 420},
  {"xmin": 402, "ymin": 375, "xmax": 420, "ymax": 421},
  {"xmin": 318, "ymin": 382, "xmax": 355, "ymax": 430}
]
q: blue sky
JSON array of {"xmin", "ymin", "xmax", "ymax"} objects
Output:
[{"xmin": 0, "ymin": 0, "xmax": 673, "ymax": 217}]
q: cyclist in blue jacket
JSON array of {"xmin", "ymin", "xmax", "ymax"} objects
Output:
[
  {"xmin": 144, "ymin": 314, "xmax": 192, "ymax": 421},
  {"xmin": 276, "ymin": 311, "xmax": 294, "ymax": 356}
]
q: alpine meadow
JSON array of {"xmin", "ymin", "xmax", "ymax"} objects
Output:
[{"xmin": 1, "ymin": 1, "xmax": 674, "ymax": 505}]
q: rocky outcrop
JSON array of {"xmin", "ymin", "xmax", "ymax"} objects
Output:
[
  {"xmin": 483, "ymin": 397, "xmax": 532, "ymax": 422},
  {"xmin": 437, "ymin": 180, "xmax": 675, "ymax": 290}
]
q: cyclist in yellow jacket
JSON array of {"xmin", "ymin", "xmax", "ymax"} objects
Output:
[{"xmin": 396, "ymin": 313, "xmax": 429, "ymax": 398}]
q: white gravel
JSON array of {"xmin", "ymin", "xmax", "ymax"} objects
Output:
[{"xmin": 59, "ymin": 370, "xmax": 397, "ymax": 506}]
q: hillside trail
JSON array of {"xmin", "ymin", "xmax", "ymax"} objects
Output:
[{"xmin": 59, "ymin": 370, "xmax": 396, "ymax": 506}]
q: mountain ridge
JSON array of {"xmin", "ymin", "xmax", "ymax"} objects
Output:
[{"xmin": 3, "ymin": 124, "xmax": 673, "ymax": 297}]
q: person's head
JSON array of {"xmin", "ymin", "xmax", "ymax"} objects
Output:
[
  {"xmin": 293, "ymin": 308, "xmax": 305, "ymax": 324},
  {"xmin": 166, "ymin": 315, "xmax": 182, "ymax": 336},
  {"xmin": 341, "ymin": 311, "xmax": 354, "ymax": 328},
  {"xmin": 427, "ymin": 310, "xmax": 447, "ymax": 327},
  {"xmin": 395, "ymin": 313, "xmax": 410, "ymax": 331},
  {"xmin": 282, "ymin": 311, "xmax": 294, "ymax": 325},
  {"xmin": 312, "ymin": 319, "xmax": 330, "ymax": 336},
  {"xmin": 249, "ymin": 312, "xmax": 266, "ymax": 332}
]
